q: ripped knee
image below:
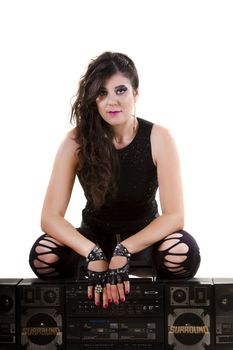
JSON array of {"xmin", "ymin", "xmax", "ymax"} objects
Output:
[
  {"xmin": 30, "ymin": 236, "xmax": 62, "ymax": 277},
  {"xmin": 157, "ymin": 232, "xmax": 190, "ymax": 277}
]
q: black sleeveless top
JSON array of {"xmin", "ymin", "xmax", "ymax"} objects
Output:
[{"xmin": 79, "ymin": 118, "xmax": 159, "ymax": 235}]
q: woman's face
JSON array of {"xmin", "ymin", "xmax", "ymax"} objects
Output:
[{"xmin": 96, "ymin": 72, "xmax": 138, "ymax": 127}]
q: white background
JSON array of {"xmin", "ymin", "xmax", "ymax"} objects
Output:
[{"xmin": 0, "ymin": 0, "xmax": 232, "ymax": 278}]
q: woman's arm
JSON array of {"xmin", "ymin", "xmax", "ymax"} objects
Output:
[
  {"xmin": 40, "ymin": 129, "xmax": 95, "ymax": 258},
  {"xmin": 121, "ymin": 124, "xmax": 184, "ymax": 254}
]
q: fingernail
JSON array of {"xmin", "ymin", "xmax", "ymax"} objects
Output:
[
  {"xmin": 125, "ymin": 290, "xmax": 129, "ymax": 294},
  {"xmin": 88, "ymin": 295, "xmax": 92, "ymax": 299},
  {"xmin": 121, "ymin": 297, "xmax": 125, "ymax": 302},
  {"xmin": 114, "ymin": 300, "xmax": 119, "ymax": 305},
  {"xmin": 96, "ymin": 301, "xmax": 100, "ymax": 306},
  {"xmin": 108, "ymin": 298, "xmax": 112, "ymax": 303},
  {"xmin": 103, "ymin": 304, "xmax": 108, "ymax": 308}
]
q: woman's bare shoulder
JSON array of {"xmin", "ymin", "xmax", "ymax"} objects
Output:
[
  {"xmin": 150, "ymin": 123, "xmax": 178, "ymax": 164},
  {"xmin": 151, "ymin": 123, "xmax": 174, "ymax": 144},
  {"xmin": 55, "ymin": 127, "xmax": 79, "ymax": 165},
  {"xmin": 64, "ymin": 127, "xmax": 78, "ymax": 143},
  {"xmin": 60, "ymin": 127, "xmax": 78, "ymax": 148}
]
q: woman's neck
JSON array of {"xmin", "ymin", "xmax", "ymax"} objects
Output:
[{"xmin": 112, "ymin": 117, "xmax": 138, "ymax": 149}]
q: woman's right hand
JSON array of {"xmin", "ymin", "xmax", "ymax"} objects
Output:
[
  {"xmin": 85, "ymin": 244, "xmax": 109, "ymax": 308},
  {"xmin": 87, "ymin": 260, "xmax": 109, "ymax": 307}
]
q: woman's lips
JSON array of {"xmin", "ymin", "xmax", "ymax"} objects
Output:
[{"xmin": 108, "ymin": 111, "xmax": 121, "ymax": 116}]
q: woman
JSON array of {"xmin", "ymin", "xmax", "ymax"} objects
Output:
[{"xmin": 29, "ymin": 51, "xmax": 201, "ymax": 308}]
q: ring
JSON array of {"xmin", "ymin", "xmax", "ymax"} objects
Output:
[{"xmin": 94, "ymin": 284, "xmax": 103, "ymax": 294}]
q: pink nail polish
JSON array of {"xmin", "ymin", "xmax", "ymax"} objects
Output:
[
  {"xmin": 125, "ymin": 290, "xmax": 129, "ymax": 294},
  {"xmin": 121, "ymin": 297, "xmax": 125, "ymax": 302},
  {"xmin": 96, "ymin": 301, "xmax": 100, "ymax": 306},
  {"xmin": 103, "ymin": 304, "xmax": 108, "ymax": 308},
  {"xmin": 114, "ymin": 300, "xmax": 119, "ymax": 305},
  {"xmin": 88, "ymin": 295, "xmax": 92, "ymax": 299},
  {"xmin": 108, "ymin": 298, "xmax": 112, "ymax": 303}
]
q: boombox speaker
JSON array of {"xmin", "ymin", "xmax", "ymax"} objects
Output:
[
  {"xmin": 0, "ymin": 278, "xmax": 22, "ymax": 349},
  {"xmin": 213, "ymin": 278, "xmax": 233, "ymax": 349},
  {"xmin": 165, "ymin": 278, "xmax": 214, "ymax": 350},
  {"xmin": 17, "ymin": 279, "xmax": 65, "ymax": 349}
]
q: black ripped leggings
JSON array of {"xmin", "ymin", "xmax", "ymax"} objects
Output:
[{"xmin": 29, "ymin": 226, "xmax": 201, "ymax": 280}]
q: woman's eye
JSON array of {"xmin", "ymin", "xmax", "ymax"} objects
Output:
[
  {"xmin": 116, "ymin": 87, "xmax": 127, "ymax": 95},
  {"xmin": 99, "ymin": 90, "xmax": 107, "ymax": 97}
]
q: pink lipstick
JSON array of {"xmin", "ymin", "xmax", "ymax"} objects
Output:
[{"xmin": 108, "ymin": 111, "xmax": 121, "ymax": 116}]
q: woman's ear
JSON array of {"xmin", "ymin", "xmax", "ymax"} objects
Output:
[{"xmin": 134, "ymin": 88, "xmax": 139, "ymax": 102}]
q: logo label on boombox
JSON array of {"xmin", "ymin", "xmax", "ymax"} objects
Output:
[
  {"xmin": 169, "ymin": 325, "xmax": 209, "ymax": 334},
  {"xmin": 21, "ymin": 327, "xmax": 62, "ymax": 336}
]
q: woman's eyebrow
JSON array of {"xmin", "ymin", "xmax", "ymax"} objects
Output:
[
  {"xmin": 114, "ymin": 84, "xmax": 127, "ymax": 89},
  {"xmin": 101, "ymin": 84, "xmax": 127, "ymax": 91}
]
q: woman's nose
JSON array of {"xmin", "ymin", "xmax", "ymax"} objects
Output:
[{"xmin": 106, "ymin": 92, "xmax": 118, "ymax": 105}]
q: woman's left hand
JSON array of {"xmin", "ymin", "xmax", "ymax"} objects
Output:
[{"xmin": 106, "ymin": 256, "xmax": 130, "ymax": 304}]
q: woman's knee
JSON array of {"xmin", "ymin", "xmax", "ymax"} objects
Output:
[
  {"xmin": 29, "ymin": 234, "xmax": 63, "ymax": 278},
  {"xmin": 29, "ymin": 233, "xmax": 81, "ymax": 279},
  {"xmin": 154, "ymin": 229, "xmax": 201, "ymax": 278}
]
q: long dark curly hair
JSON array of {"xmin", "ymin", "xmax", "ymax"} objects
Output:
[{"xmin": 70, "ymin": 51, "xmax": 139, "ymax": 209}]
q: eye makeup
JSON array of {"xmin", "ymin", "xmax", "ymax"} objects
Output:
[
  {"xmin": 98, "ymin": 85, "xmax": 128, "ymax": 98},
  {"xmin": 98, "ymin": 89, "xmax": 107, "ymax": 97},
  {"xmin": 115, "ymin": 85, "xmax": 128, "ymax": 95}
]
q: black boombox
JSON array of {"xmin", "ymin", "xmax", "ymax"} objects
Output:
[{"xmin": 0, "ymin": 277, "xmax": 233, "ymax": 349}]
